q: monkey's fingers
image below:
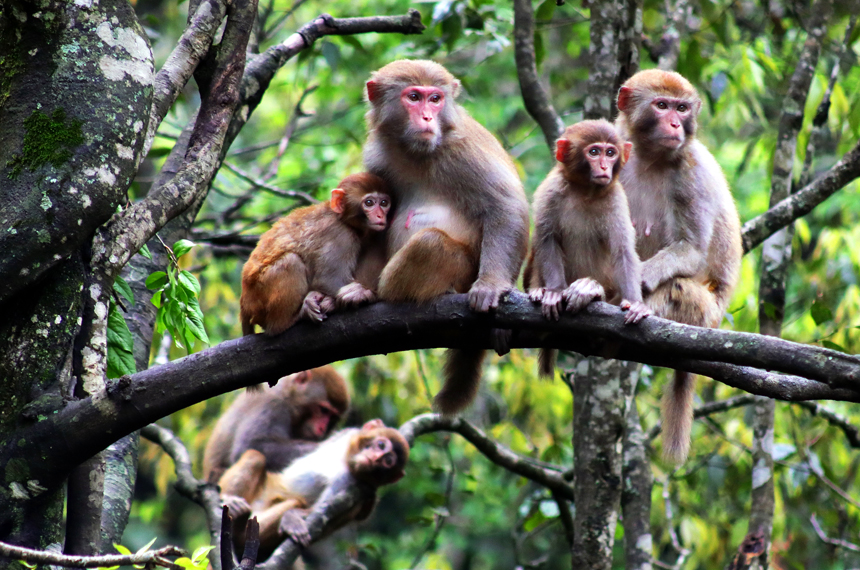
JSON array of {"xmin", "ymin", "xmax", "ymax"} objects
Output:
[
  {"xmin": 222, "ymin": 495, "xmax": 252, "ymax": 518},
  {"xmin": 528, "ymin": 287, "xmax": 546, "ymax": 303},
  {"xmin": 280, "ymin": 510, "xmax": 311, "ymax": 548},
  {"xmin": 540, "ymin": 290, "xmax": 563, "ymax": 321},
  {"xmin": 335, "ymin": 282, "xmax": 377, "ymax": 308},
  {"xmin": 468, "ymin": 280, "xmax": 508, "ymax": 313},
  {"xmin": 621, "ymin": 300, "xmax": 652, "ymax": 324},
  {"xmin": 562, "ymin": 279, "xmax": 605, "ymax": 313}
]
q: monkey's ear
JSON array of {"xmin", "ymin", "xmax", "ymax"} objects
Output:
[
  {"xmin": 330, "ymin": 188, "xmax": 346, "ymax": 214},
  {"xmin": 622, "ymin": 141, "xmax": 632, "ymax": 164},
  {"xmin": 294, "ymin": 370, "xmax": 311, "ymax": 385},
  {"xmin": 366, "ymin": 80, "xmax": 380, "ymax": 102},
  {"xmin": 451, "ymin": 79, "xmax": 462, "ymax": 99},
  {"xmin": 617, "ymin": 86, "xmax": 632, "ymax": 111},
  {"xmin": 555, "ymin": 139, "xmax": 571, "ymax": 163}
]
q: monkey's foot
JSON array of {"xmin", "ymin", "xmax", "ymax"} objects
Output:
[
  {"xmin": 528, "ymin": 287, "xmax": 563, "ymax": 321},
  {"xmin": 300, "ymin": 291, "xmax": 335, "ymax": 322},
  {"xmin": 221, "ymin": 495, "xmax": 252, "ymax": 519},
  {"xmin": 468, "ymin": 279, "xmax": 509, "ymax": 313},
  {"xmin": 563, "ymin": 278, "xmax": 606, "ymax": 313},
  {"xmin": 280, "ymin": 510, "xmax": 311, "ymax": 548},
  {"xmin": 336, "ymin": 282, "xmax": 376, "ymax": 308},
  {"xmin": 620, "ymin": 299, "xmax": 652, "ymax": 324}
]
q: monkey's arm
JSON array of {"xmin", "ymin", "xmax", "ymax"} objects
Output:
[
  {"xmin": 470, "ymin": 189, "xmax": 530, "ymax": 312},
  {"xmin": 528, "ymin": 230, "xmax": 567, "ymax": 321},
  {"xmin": 247, "ymin": 438, "xmax": 320, "ymax": 472}
]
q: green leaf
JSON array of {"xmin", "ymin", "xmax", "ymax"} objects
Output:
[
  {"xmin": 139, "ymin": 244, "xmax": 152, "ymax": 260},
  {"xmin": 772, "ymin": 443, "xmax": 796, "ymax": 461},
  {"xmin": 113, "ymin": 276, "xmax": 134, "ymax": 305},
  {"xmin": 18, "ymin": 561, "xmax": 37, "ymax": 569},
  {"xmin": 145, "ymin": 271, "xmax": 168, "ymax": 290},
  {"xmin": 113, "ymin": 544, "xmax": 132, "ymax": 555},
  {"xmin": 321, "ymin": 41, "xmax": 341, "ymax": 71},
  {"xmin": 107, "ymin": 304, "xmax": 136, "ymax": 378},
  {"xmin": 761, "ymin": 302, "xmax": 777, "ymax": 321},
  {"xmin": 821, "ymin": 340, "xmax": 846, "ymax": 352},
  {"xmin": 179, "ymin": 270, "xmax": 201, "ymax": 296},
  {"xmin": 535, "ymin": 0, "xmax": 555, "ymax": 21},
  {"xmin": 810, "ymin": 301, "xmax": 833, "ymax": 326},
  {"xmin": 191, "ymin": 546, "xmax": 215, "ymax": 564},
  {"xmin": 172, "ymin": 239, "xmax": 195, "ymax": 259},
  {"xmin": 136, "ymin": 537, "xmax": 158, "ymax": 554}
]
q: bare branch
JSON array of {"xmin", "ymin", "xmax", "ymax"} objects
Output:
[
  {"xmin": 0, "ymin": 541, "xmax": 184, "ymax": 569},
  {"xmin": 741, "ymin": 138, "xmax": 860, "ymax": 253},
  {"xmin": 513, "ymin": 0, "xmax": 565, "ymax": 151},
  {"xmin": 400, "ymin": 413, "xmax": 572, "ymax": 500},
  {"xmin": 810, "ymin": 514, "xmax": 860, "ymax": 552},
  {"xmin": 222, "ymin": 161, "xmax": 319, "ymax": 204},
  {"xmin": 795, "ymin": 401, "xmax": 860, "ymax": 448},
  {"xmin": 648, "ymin": 395, "xmax": 757, "ymax": 440},
  {"xmin": 141, "ymin": 424, "xmax": 226, "ymax": 570}
]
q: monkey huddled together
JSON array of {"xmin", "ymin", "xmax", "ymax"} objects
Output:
[{"xmin": 215, "ymin": 59, "xmax": 742, "ymax": 557}]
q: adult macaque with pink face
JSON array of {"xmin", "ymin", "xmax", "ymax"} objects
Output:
[{"xmin": 363, "ymin": 59, "xmax": 530, "ymax": 416}]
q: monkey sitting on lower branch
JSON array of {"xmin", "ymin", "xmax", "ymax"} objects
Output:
[{"xmin": 218, "ymin": 419, "xmax": 409, "ymax": 559}]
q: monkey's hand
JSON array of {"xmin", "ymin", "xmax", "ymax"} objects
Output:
[
  {"xmin": 300, "ymin": 291, "xmax": 336, "ymax": 322},
  {"xmin": 221, "ymin": 495, "xmax": 252, "ymax": 519},
  {"xmin": 620, "ymin": 299, "xmax": 652, "ymax": 324},
  {"xmin": 468, "ymin": 279, "xmax": 510, "ymax": 313},
  {"xmin": 562, "ymin": 278, "xmax": 606, "ymax": 313},
  {"xmin": 529, "ymin": 288, "xmax": 563, "ymax": 321},
  {"xmin": 335, "ymin": 282, "xmax": 377, "ymax": 308},
  {"xmin": 280, "ymin": 509, "xmax": 312, "ymax": 548}
]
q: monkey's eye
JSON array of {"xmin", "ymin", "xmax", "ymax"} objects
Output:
[
  {"xmin": 606, "ymin": 148, "xmax": 616, "ymax": 157},
  {"xmin": 677, "ymin": 104, "xmax": 688, "ymax": 112},
  {"xmin": 429, "ymin": 93, "xmax": 442, "ymax": 103},
  {"xmin": 376, "ymin": 439, "xmax": 387, "ymax": 450},
  {"xmin": 588, "ymin": 148, "xmax": 599, "ymax": 156},
  {"xmin": 380, "ymin": 199, "xmax": 389, "ymax": 207},
  {"xmin": 656, "ymin": 101, "xmax": 668, "ymax": 109},
  {"xmin": 407, "ymin": 91, "xmax": 420, "ymax": 101},
  {"xmin": 364, "ymin": 199, "xmax": 374, "ymax": 207}
]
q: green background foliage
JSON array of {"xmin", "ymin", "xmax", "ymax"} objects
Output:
[{"xmin": 124, "ymin": 0, "xmax": 860, "ymax": 567}]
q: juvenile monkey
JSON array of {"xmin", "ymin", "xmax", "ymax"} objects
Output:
[
  {"xmin": 525, "ymin": 120, "xmax": 651, "ymax": 378},
  {"xmin": 240, "ymin": 173, "xmax": 391, "ymax": 336},
  {"xmin": 202, "ymin": 366, "xmax": 350, "ymax": 484},
  {"xmin": 616, "ymin": 69, "xmax": 742, "ymax": 463},
  {"xmin": 218, "ymin": 419, "xmax": 409, "ymax": 558},
  {"xmin": 364, "ymin": 59, "xmax": 530, "ymax": 415}
]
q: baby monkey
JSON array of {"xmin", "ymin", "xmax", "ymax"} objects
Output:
[
  {"xmin": 525, "ymin": 119, "xmax": 651, "ymax": 377},
  {"xmin": 240, "ymin": 173, "xmax": 391, "ymax": 336}
]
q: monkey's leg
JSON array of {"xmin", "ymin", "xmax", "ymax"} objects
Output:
[
  {"xmin": 378, "ymin": 228, "xmax": 476, "ymax": 303},
  {"xmin": 259, "ymin": 253, "xmax": 309, "ymax": 335},
  {"xmin": 298, "ymin": 291, "xmax": 335, "ymax": 322},
  {"xmin": 218, "ymin": 450, "xmax": 267, "ymax": 552},
  {"xmin": 253, "ymin": 499, "xmax": 304, "ymax": 556}
]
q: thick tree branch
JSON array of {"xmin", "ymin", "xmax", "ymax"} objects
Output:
[
  {"xmin": 5, "ymin": 292, "xmax": 860, "ymax": 507},
  {"xmin": 513, "ymin": 0, "xmax": 564, "ymax": 151},
  {"xmin": 400, "ymin": 413, "xmax": 572, "ymax": 499},
  {"xmin": 0, "ymin": 542, "xmax": 184, "ymax": 569},
  {"xmin": 740, "ymin": 138, "xmax": 860, "ymax": 253},
  {"xmin": 141, "ymin": 424, "xmax": 225, "ymax": 570}
]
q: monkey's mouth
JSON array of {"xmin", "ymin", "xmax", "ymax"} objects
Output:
[
  {"xmin": 370, "ymin": 222, "xmax": 387, "ymax": 231},
  {"xmin": 593, "ymin": 174, "xmax": 611, "ymax": 183}
]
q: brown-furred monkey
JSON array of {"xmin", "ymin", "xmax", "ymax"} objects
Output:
[
  {"xmin": 240, "ymin": 173, "xmax": 391, "ymax": 337},
  {"xmin": 616, "ymin": 69, "xmax": 742, "ymax": 463},
  {"xmin": 218, "ymin": 419, "xmax": 409, "ymax": 559},
  {"xmin": 202, "ymin": 366, "xmax": 350, "ymax": 484},
  {"xmin": 364, "ymin": 59, "xmax": 530, "ymax": 415},
  {"xmin": 525, "ymin": 119, "xmax": 651, "ymax": 378}
]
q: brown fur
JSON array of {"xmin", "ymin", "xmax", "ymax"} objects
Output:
[
  {"xmin": 364, "ymin": 60, "xmax": 530, "ymax": 415},
  {"xmin": 616, "ymin": 70, "xmax": 742, "ymax": 463},
  {"xmin": 524, "ymin": 120, "xmax": 649, "ymax": 378},
  {"xmin": 240, "ymin": 173, "xmax": 391, "ymax": 337},
  {"xmin": 217, "ymin": 420, "xmax": 409, "ymax": 558},
  {"xmin": 202, "ymin": 366, "xmax": 350, "ymax": 484}
]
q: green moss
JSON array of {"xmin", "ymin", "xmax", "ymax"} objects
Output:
[
  {"xmin": 6, "ymin": 108, "xmax": 84, "ymax": 179},
  {"xmin": 0, "ymin": 54, "xmax": 25, "ymax": 110}
]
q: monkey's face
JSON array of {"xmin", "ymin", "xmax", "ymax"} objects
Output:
[
  {"xmin": 647, "ymin": 97, "xmax": 695, "ymax": 149},
  {"xmin": 361, "ymin": 192, "xmax": 391, "ymax": 232},
  {"xmin": 583, "ymin": 142, "xmax": 621, "ymax": 186},
  {"xmin": 297, "ymin": 402, "xmax": 341, "ymax": 439},
  {"xmin": 399, "ymin": 85, "xmax": 446, "ymax": 152}
]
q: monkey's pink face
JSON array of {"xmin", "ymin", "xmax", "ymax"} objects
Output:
[
  {"xmin": 358, "ymin": 436, "xmax": 398, "ymax": 470},
  {"xmin": 361, "ymin": 192, "xmax": 391, "ymax": 232},
  {"xmin": 650, "ymin": 97, "xmax": 693, "ymax": 149},
  {"xmin": 584, "ymin": 142, "xmax": 620, "ymax": 185},
  {"xmin": 401, "ymin": 86, "xmax": 445, "ymax": 142},
  {"xmin": 300, "ymin": 401, "xmax": 340, "ymax": 439}
]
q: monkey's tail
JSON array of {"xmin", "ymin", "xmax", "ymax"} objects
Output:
[
  {"xmin": 434, "ymin": 349, "xmax": 486, "ymax": 416},
  {"xmin": 661, "ymin": 370, "xmax": 695, "ymax": 464},
  {"xmin": 538, "ymin": 348, "xmax": 557, "ymax": 379}
]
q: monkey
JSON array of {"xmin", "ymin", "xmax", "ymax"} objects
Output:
[
  {"xmin": 615, "ymin": 69, "xmax": 743, "ymax": 463},
  {"xmin": 240, "ymin": 172, "xmax": 392, "ymax": 337},
  {"xmin": 202, "ymin": 366, "xmax": 350, "ymax": 485},
  {"xmin": 524, "ymin": 119, "xmax": 652, "ymax": 378},
  {"xmin": 363, "ymin": 59, "xmax": 530, "ymax": 415},
  {"xmin": 217, "ymin": 419, "xmax": 409, "ymax": 559}
]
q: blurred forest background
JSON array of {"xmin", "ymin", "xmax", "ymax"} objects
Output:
[{"xmin": 124, "ymin": 0, "xmax": 860, "ymax": 568}]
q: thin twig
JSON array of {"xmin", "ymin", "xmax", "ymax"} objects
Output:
[{"xmin": 222, "ymin": 161, "xmax": 318, "ymax": 205}]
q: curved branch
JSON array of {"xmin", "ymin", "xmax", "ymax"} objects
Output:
[
  {"xmin": 795, "ymin": 401, "xmax": 860, "ymax": 448},
  {"xmin": 741, "ymin": 138, "xmax": 860, "ymax": 253},
  {"xmin": 0, "ymin": 542, "xmax": 184, "ymax": 569},
  {"xmin": 513, "ymin": 0, "xmax": 564, "ymax": 150},
  {"xmin": 6, "ymin": 292, "xmax": 860, "ymax": 496},
  {"xmin": 141, "ymin": 424, "xmax": 225, "ymax": 570},
  {"xmin": 400, "ymin": 413, "xmax": 572, "ymax": 499}
]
